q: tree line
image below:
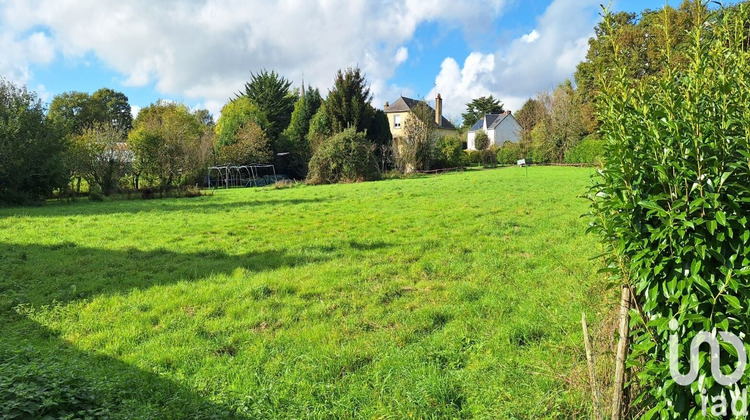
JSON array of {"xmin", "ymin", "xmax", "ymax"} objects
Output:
[{"xmin": 0, "ymin": 1, "xmax": 714, "ymax": 203}]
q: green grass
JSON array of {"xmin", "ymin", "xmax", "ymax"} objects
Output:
[{"xmin": 0, "ymin": 166, "xmax": 608, "ymax": 419}]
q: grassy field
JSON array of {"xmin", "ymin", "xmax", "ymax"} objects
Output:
[{"xmin": 0, "ymin": 166, "xmax": 609, "ymax": 419}]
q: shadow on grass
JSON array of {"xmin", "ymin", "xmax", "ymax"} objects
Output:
[
  {"xmin": 0, "ymin": 240, "xmax": 391, "ymax": 418},
  {"xmin": 0, "ymin": 196, "xmax": 329, "ymax": 218},
  {"xmin": 0, "ymin": 242, "xmax": 347, "ymax": 308},
  {"xmin": 0, "ymin": 320, "xmax": 247, "ymax": 418}
]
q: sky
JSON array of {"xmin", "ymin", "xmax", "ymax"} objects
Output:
[{"xmin": 0, "ymin": 0, "xmax": 670, "ymax": 122}]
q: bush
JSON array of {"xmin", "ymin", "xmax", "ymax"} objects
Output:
[
  {"xmin": 588, "ymin": 6, "xmax": 750, "ymax": 417},
  {"xmin": 496, "ymin": 142, "xmax": 522, "ymax": 165},
  {"xmin": 465, "ymin": 150, "xmax": 482, "ymax": 166},
  {"xmin": 482, "ymin": 146, "xmax": 499, "ymax": 167},
  {"xmin": 433, "ymin": 135, "xmax": 463, "ymax": 169},
  {"xmin": 0, "ymin": 351, "xmax": 110, "ymax": 419},
  {"xmin": 88, "ymin": 185, "xmax": 104, "ymax": 202},
  {"xmin": 474, "ymin": 131, "xmax": 490, "ymax": 150},
  {"xmin": 564, "ymin": 135, "xmax": 602, "ymax": 164},
  {"xmin": 307, "ymin": 128, "xmax": 380, "ymax": 184}
]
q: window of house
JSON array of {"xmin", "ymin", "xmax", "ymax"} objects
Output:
[{"xmin": 394, "ymin": 115, "xmax": 401, "ymax": 128}]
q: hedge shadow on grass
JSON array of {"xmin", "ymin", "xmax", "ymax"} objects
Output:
[
  {"xmin": 0, "ymin": 240, "xmax": 393, "ymax": 418},
  {"xmin": 0, "ymin": 196, "xmax": 330, "ymax": 218}
]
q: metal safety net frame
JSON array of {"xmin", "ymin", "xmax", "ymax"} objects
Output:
[{"xmin": 207, "ymin": 164, "xmax": 278, "ymax": 188}]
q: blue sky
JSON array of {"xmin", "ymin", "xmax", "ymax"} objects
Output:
[{"xmin": 0, "ymin": 0, "xmax": 670, "ymax": 120}]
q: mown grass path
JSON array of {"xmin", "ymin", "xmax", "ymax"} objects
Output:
[{"xmin": 1, "ymin": 166, "xmax": 607, "ymax": 419}]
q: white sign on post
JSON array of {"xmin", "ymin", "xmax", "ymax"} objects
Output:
[{"xmin": 517, "ymin": 159, "xmax": 526, "ymax": 166}]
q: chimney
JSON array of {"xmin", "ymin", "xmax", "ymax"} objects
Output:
[
  {"xmin": 435, "ymin": 93, "xmax": 442, "ymax": 126},
  {"xmin": 505, "ymin": 110, "xmax": 511, "ymax": 115},
  {"xmin": 385, "ymin": 101, "xmax": 389, "ymax": 110}
]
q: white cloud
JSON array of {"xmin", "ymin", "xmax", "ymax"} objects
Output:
[
  {"xmin": 429, "ymin": 0, "xmax": 600, "ymax": 117},
  {"xmin": 0, "ymin": 30, "xmax": 55, "ymax": 84},
  {"xmin": 394, "ymin": 47, "xmax": 409, "ymax": 66},
  {"xmin": 130, "ymin": 105, "xmax": 141, "ymax": 119},
  {"xmin": 521, "ymin": 29, "xmax": 540, "ymax": 43},
  {"xmin": 0, "ymin": 0, "xmax": 507, "ymax": 113}
]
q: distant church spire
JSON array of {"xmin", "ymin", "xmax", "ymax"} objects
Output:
[{"xmin": 301, "ymin": 74, "xmax": 305, "ymax": 98}]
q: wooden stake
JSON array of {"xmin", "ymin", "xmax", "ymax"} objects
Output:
[
  {"xmin": 582, "ymin": 312, "xmax": 602, "ymax": 420},
  {"xmin": 612, "ymin": 285, "xmax": 631, "ymax": 420}
]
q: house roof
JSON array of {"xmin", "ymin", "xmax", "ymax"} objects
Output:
[
  {"xmin": 469, "ymin": 113, "xmax": 513, "ymax": 132},
  {"xmin": 384, "ymin": 96, "xmax": 457, "ymax": 131}
]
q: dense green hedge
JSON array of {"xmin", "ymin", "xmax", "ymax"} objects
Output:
[
  {"xmin": 588, "ymin": 5, "xmax": 750, "ymax": 418},
  {"xmin": 564, "ymin": 136, "xmax": 602, "ymax": 164}
]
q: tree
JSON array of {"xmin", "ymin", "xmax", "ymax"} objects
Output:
[
  {"xmin": 324, "ymin": 67, "xmax": 374, "ymax": 135},
  {"xmin": 548, "ymin": 81, "xmax": 584, "ymax": 162},
  {"xmin": 307, "ymin": 103, "xmax": 332, "ymax": 154},
  {"xmin": 239, "ymin": 69, "xmax": 295, "ymax": 145},
  {"xmin": 215, "ymin": 97, "xmax": 268, "ymax": 148},
  {"xmin": 520, "ymin": 82, "xmax": 585, "ymax": 163},
  {"xmin": 47, "ymin": 91, "xmax": 94, "ymax": 135},
  {"xmin": 394, "ymin": 102, "xmax": 436, "ymax": 172},
  {"xmin": 573, "ymin": 2, "xmax": 708, "ymax": 131},
  {"xmin": 307, "ymin": 128, "xmax": 379, "ymax": 184},
  {"xmin": 128, "ymin": 101, "xmax": 209, "ymax": 188},
  {"xmin": 461, "ymin": 96, "xmax": 504, "ymax": 131},
  {"xmin": 0, "ymin": 79, "xmax": 67, "ymax": 203},
  {"xmin": 215, "ymin": 122, "xmax": 272, "ymax": 165},
  {"xmin": 368, "ymin": 109, "xmax": 393, "ymax": 171},
  {"xmin": 280, "ymin": 86, "xmax": 323, "ymax": 178},
  {"xmin": 90, "ymin": 88, "xmax": 133, "ymax": 134},
  {"xmin": 48, "ymin": 88, "xmax": 132, "ymax": 137},
  {"xmin": 70, "ymin": 123, "xmax": 131, "ymax": 196}
]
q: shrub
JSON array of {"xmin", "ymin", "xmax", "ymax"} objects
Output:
[
  {"xmin": 496, "ymin": 142, "xmax": 522, "ymax": 165},
  {"xmin": 433, "ymin": 135, "xmax": 463, "ymax": 169},
  {"xmin": 481, "ymin": 146, "xmax": 498, "ymax": 167},
  {"xmin": 465, "ymin": 150, "xmax": 482, "ymax": 166},
  {"xmin": 88, "ymin": 185, "xmax": 104, "ymax": 202},
  {"xmin": 474, "ymin": 131, "xmax": 490, "ymax": 151},
  {"xmin": 307, "ymin": 128, "xmax": 380, "ymax": 184},
  {"xmin": 588, "ymin": 6, "xmax": 750, "ymax": 417},
  {"xmin": 564, "ymin": 135, "xmax": 602, "ymax": 164}
]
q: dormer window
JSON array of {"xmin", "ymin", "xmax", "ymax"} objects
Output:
[{"xmin": 394, "ymin": 115, "xmax": 401, "ymax": 128}]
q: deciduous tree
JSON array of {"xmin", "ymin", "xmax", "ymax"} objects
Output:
[
  {"xmin": 70, "ymin": 123, "xmax": 131, "ymax": 196},
  {"xmin": 0, "ymin": 79, "xmax": 67, "ymax": 203},
  {"xmin": 128, "ymin": 101, "xmax": 209, "ymax": 188}
]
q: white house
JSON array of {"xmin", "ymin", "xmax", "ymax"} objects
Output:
[{"xmin": 466, "ymin": 111, "xmax": 522, "ymax": 150}]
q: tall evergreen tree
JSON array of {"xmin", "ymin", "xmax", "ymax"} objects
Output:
[
  {"xmin": 461, "ymin": 96, "xmax": 504, "ymax": 131},
  {"xmin": 324, "ymin": 67, "xmax": 374, "ymax": 135},
  {"xmin": 280, "ymin": 86, "xmax": 323, "ymax": 178},
  {"xmin": 239, "ymin": 69, "xmax": 295, "ymax": 147}
]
